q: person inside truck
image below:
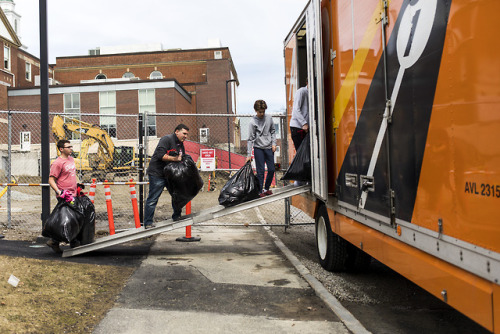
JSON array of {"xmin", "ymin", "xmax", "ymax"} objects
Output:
[
  {"xmin": 290, "ymin": 79, "xmax": 309, "ymax": 151},
  {"xmin": 246, "ymin": 100, "xmax": 276, "ymax": 197},
  {"xmin": 144, "ymin": 124, "xmax": 189, "ymax": 227}
]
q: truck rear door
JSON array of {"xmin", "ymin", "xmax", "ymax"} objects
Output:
[{"xmin": 306, "ymin": 0, "xmax": 328, "ymax": 201}]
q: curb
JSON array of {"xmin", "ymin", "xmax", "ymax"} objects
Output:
[{"xmin": 254, "ymin": 207, "xmax": 372, "ymax": 334}]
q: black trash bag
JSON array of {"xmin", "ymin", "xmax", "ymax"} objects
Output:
[
  {"xmin": 75, "ymin": 195, "xmax": 95, "ymax": 245},
  {"xmin": 218, "ymin": 162, "xmax": 260, "ymax": 207},
  {"xmin": 164, "ymin": 154, "xmax": 204, "ymax": 212},
  {"xmin": 281, "ymin": 134, "xmax": 311, "ymax": 181},
  {"xmin": 42, "ymin": 197, "xmax": 86, "ymax": 243}
]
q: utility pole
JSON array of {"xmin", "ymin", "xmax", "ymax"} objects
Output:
[{"xmin": 39, "ymin": 0, "xmax": 50, "ymax": 224}]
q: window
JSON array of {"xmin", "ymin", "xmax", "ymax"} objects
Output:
[
  {"xmin": 150, "ymin": 70, "xmax": 163, "ymax": 80},
  {"xmin": 122, "ymin": 72, "xmax": 135, "ymax": 78},
  {"xmin": 139, "ymin": 89, "xmax": 156, "ymax": 136},
  {"xmin": 25, "ymin": 62, "xmax": 32, "ymax": 81},
  {"xmin": 95, "ymin": 73, "xmax": 107, "ymax": 80},
  {"xmin": 99, "ymin": 91, "xmax": 117, "ymax": 137},
  {"xmin": 274, "ymin": 122, "xmax": 280, "ymax": 136},
  {"xmin": 4, "ymin": 46, "xmax": 10, "ymax": 70},
  {"xmin": 64, "ymin": 93, "xmax": 81, "ymax": 139}
]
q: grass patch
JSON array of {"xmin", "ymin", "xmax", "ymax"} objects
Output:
[{"xmin": 0, "ymin": 255, "xmax": 134, "ymax": 333}]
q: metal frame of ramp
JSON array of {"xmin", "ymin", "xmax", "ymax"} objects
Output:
[{"xmin": 63, "ymin": 184, "xmax": 310, "ymax": 257}]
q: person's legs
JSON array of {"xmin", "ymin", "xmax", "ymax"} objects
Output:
[
  {"xmin": 144, "ymin": 175, "xmax": 167, "ymax": 226},
  {"xmin": 263, "ymin": 148, "xmax": 275, "ymax": 192},
  {"xmin": 253, "ymin": 148, "xmax": 265, "ymax": 193},
  {"xmin": 290, "ymin": 127, "xmax": 304, "ymax": 151}
]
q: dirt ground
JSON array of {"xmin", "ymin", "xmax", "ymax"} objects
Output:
[{"xmin": 0, "ymin": 255, "xmax": 134, "ymax": 333}]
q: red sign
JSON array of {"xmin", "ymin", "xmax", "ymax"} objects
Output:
[{"xmin": 200, "ymin": 149, "xmax": 216, "ymax": 171}]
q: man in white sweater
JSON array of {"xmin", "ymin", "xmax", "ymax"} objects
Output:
[{"xmin": 246, "ymin": 100, "xmax": 276, "ymax": 197}]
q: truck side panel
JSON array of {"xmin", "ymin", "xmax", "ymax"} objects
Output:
[
  {"xmin": 414, "ymin": 0, "xmax": 500, "ymax": 252},
  {"xmin": 285, "ymin": 0, "xmax": 500, "ymax": 331}
]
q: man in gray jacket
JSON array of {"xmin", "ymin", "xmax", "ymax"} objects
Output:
[{"xmin": 246, "ymin": 100, "xmax": 276, "ymax": 197}]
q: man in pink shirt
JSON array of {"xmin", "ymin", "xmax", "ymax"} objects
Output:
[{"xmin": 46, "ymin": 140, "xmax": 77, "ymax": 252}]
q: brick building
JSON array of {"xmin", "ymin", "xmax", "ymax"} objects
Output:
[{"xmin": 0, "ymin": 0, "xmax": 42, "ymax": 147}]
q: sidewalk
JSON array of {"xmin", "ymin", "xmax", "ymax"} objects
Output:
[{"xmin": 93, "ymin": 226, "xmax": 349, "ymax": 333}]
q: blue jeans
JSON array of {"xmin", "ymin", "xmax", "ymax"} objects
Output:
[
  {"xmin": 144, "ymin": 175, "xmax": 181, "ymax": 225},
  {"xmin": 254, "ymin": 147, "xmax": 275, "ymax": 193}
]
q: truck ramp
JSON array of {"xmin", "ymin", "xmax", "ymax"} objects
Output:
[{"xmin": 63, "ymin": 184, "xmax": 310, "ymax": 257}]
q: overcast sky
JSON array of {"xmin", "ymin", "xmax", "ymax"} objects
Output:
[{"xmin": 14, "ymin": 0, "xmax": 308, "ymax": 114}]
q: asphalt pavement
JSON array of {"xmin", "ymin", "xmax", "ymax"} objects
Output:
[{"xmin": 93, "ymin": 226, "xmax": 350, "ymax": 334}]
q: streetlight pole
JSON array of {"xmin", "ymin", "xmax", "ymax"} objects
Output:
[{"xmin": 226, "ymin": 79, "xmax": 236, "ymax": 169}]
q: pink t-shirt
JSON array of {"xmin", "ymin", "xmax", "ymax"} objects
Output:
[{"xmin": 50, "ymin": 156, "xmax": 77, "ymax": 196}]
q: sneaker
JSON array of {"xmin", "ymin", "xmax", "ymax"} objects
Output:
[
  {"xmin": 144, "ymin": 224, "xmax": 156, "ymax": 229},
  {"xmin": 259, "ymin": 192, "xmax": 266, "ymax": 198},
  {"xmin": 264, "ymin": 190, "xmax": 273, "ymax": 196},
  {"xmin": 47, "ymin": 239, "xmax": 62, "ymax": 253}
]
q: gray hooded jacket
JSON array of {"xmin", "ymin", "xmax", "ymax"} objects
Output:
[{"xmin": 247, "ymin": 114, "xmax": 276, "ymax": 156}]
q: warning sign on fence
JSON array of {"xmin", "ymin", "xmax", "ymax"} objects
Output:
[{"xmin": 200, "ymin": 149, "xmax": 216, "ymax": 171}]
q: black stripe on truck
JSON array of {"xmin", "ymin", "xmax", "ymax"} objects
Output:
[{"xmin": 336, "ymin": 0, "xmax": 452, "ymax": 222}]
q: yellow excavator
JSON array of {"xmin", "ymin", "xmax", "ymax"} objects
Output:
[{"xmin": 52, "ymin": 115, "xmax": 135, "ymax": 181}]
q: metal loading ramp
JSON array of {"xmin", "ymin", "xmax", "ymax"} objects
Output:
[{"xmin": 63, "ymin": 184, "xmax": 310, "ymax": 257}]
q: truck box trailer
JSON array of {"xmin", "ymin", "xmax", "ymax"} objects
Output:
[{"xmin": 284, "ymin": 0, "xmax": 500, "ymax": 331}]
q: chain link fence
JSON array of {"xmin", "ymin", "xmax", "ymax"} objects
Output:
[{"xmin": 0, "ymin": 110, "xmax": 310, "ymax": 241}]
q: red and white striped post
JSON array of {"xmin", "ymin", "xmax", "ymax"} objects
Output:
[
  {"xmin": 88, "ymin": 178, "xmax": 97, "ymax": 204},
  {"xmin": 176, "ymin": 201, "xmax": 200, "ymax": 242},
  {"xmin": 104, "ymin": 180, "xmax": 115, "ymax": 235},
  {"xmin": 129, "ymin": 179, "xmax": 141, "ymax": 228}
]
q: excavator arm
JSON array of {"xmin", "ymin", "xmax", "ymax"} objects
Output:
[
  {"xmin": 52, "ymin": 115, "xmax": 115, "ymax": 168},
  {"xmin": 52, "ymin": 115, "xmax": 135, "ymax": 180}
]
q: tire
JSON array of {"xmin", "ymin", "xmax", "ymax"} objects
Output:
[
  {"xmin": 345, "ymin": 242, "xmax": 372, "ymax": 273},
  {"xmin": 315, "ymin": 204, "xmax": 348, "ymax": 272}
]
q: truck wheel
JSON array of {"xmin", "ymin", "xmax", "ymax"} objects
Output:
[
  {"xmin": 345, "ymin": 242, "xmax": 372, "ymax": 273},
  {"xmin": 315, "ymin": 204, "xmax": 347, "ymax": 272}
]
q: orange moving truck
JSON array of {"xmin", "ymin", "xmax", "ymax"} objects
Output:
[{"xmin": 284, "ymin": 0, "xmax": 500, "ymax": 331}]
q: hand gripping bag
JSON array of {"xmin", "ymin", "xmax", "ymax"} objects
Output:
[{"xmin": 218, "ymin": 162, "xmax": 260, "ymax": 207}]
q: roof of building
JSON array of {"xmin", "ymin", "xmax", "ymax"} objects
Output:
[{"xmin": 0, "ymin": 5, "xmax": 21, "ymax": 46}]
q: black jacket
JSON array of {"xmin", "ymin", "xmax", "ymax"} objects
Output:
[{"xmin": 146, "ymin": 133, "xmax": 185, "ymax": 177}]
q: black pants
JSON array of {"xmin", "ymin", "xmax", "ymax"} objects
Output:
[{"xmin": 290, "ymin": 127, "xmax": 306, "ymax": 151}]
